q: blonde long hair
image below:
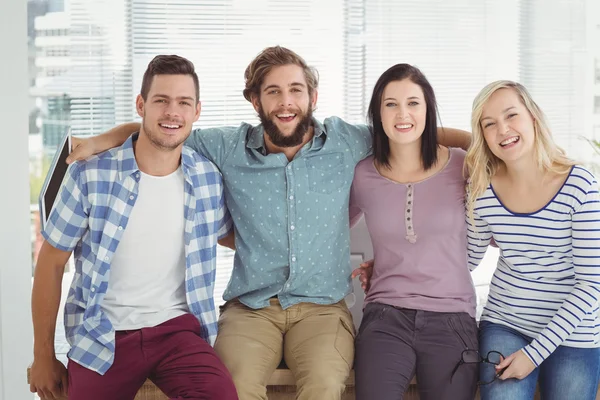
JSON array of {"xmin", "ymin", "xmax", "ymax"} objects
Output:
[{"xmin": 465, "ymin": 80, "xmax": 576, "ymax": 220}]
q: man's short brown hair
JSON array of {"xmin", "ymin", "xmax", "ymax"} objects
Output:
[
  {"xmin": 140, "ymin": 55, "xmax": 199, "ymax": 102},
  {"xmin": 243, "ymin": 46, "xmax": 319, "ymax": 102}
]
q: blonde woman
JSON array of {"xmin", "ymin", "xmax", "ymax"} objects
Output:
[{"xmin": 466, "ymin": 81, "xmax": 600, "ymax": 400}]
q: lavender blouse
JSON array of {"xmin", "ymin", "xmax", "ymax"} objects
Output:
[{"xmin": 349, "ymin": 148, "xmax": 476, "ymax": 317}]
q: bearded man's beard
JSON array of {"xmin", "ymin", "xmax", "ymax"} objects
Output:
[{"xmin": 258, "ymin": 105, "xmax": 313, "ymax": 148}]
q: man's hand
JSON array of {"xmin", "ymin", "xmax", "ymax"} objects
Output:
[
  {"xmin": 66, "ymin": 136, "xmax": 96, "ymax": 164},
  {"xmin": 66, "ymin": 122, "xmax": 141, "ymax": 164},
  {"xmin": 30, "ymin": 357, "xmax": 68, "ymax": 400},
  {"xmin": 496, "ymin": 349, "xmax": 536, "ymax": 381},
  {"xmin": 351, "ymin": 259, "xmax": 374, "ymax": 293}
]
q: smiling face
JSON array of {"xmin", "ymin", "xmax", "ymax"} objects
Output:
[
  {"xmin": 379, "ymin": 79, "xmax": 427, "ymax": 147},
  {"xmin": 136, "ymin": 74, "xmax": 200, "ymax": 151},
  {"xmin": 251, "ymin": 64, "xmax": 317, "ymax": 148},
  {"xmin": 480, "ymin": 88, "xmax": 536, "ymax": 165}
]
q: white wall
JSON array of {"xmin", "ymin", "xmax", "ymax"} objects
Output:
[{"xmin": 0, "ymin": 0, "xmax": 35, "ymax": 398}]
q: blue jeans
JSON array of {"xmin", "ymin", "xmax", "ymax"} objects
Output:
[{"xmin": 479, "ymin": 321, "xmax": 600, "ymax": 400}]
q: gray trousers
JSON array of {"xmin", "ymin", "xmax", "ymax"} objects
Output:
[{"xmin": 355, "ymin": 302, "xmax": 479, "ymax": 400}]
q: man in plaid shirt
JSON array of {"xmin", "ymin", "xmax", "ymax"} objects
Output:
[{"xmin": 29, "ymin": 55, "xmax": 238, "ymax": 400}]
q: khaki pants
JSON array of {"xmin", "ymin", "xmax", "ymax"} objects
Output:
[{"xmin": 215, "ymin": 298, "xmax": 355, "ymax": 400}]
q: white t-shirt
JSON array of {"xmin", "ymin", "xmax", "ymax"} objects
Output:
[{"xmin": 101, "ymin": 167, "xmax": 189, "ymax": 330}]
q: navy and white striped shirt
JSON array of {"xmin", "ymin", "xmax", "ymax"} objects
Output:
[{"xmin": 467, "ymin": 166, "xmax": 600, "ymax": 367}]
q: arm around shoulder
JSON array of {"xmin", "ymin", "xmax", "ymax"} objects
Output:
[
  {"xmin": 325, "ymin": 116, "xmax": 372, "ymax": 162},
  {"xmin": 185, "ymin": 125, "xmax": 243, "ymax": 167},
  {"xmin": 68, "ymin": 122, "xmax": 140, "ymax": 164},
  {"xmin": 438, "ymin": 127, "xmax": 471, "ymax": 151}
]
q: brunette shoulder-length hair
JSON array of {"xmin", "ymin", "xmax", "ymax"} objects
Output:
[{"xmin": 368, "ymin": 63, "xmax": 440, "ymax": 170}]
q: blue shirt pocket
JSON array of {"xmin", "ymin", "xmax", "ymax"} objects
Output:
[{"xmin": 306, "ymin": 152, "xmax": 346, "ymax": 194}]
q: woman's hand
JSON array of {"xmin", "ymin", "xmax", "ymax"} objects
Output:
[{"xmin": 496, "ymin": 349, "xmax": 536, "ymax": 380}]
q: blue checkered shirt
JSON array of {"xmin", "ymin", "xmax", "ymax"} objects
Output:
[{"xmin": 42, "ymin": 133, "xmax": 231, "ymax": 375}]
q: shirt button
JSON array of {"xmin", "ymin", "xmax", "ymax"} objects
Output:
[
  {"xmin": 290, "ymin": 225, "xmax": 295, "ymax": 231},
  {"xmin": 292, "ymin": 256, "xmax": 297, "ymax": 262},
  {"xmin": 104, "ymin": 256, "xmax": 109, "ymax": 261},
  {"xmin": 118, "ymin": 226, "xmax": 123, "ymax": 231},
  {"xmin": 136, "ymin": 173, "xmax": 140, "ymax": 178},
  {"xmin": 289, "ymin": 195, "xmax": 294, "ymax": 200},
  {"xmin": 129, "ymin": 195, "xmax": 134, "ymax": 200},
  {"xmin": 91, "ymin": 287, "xmax": 96, "ymax": 293},
  {"xmin": 287, "ymin": 165, "xmax": 292, "ymax": 170}
]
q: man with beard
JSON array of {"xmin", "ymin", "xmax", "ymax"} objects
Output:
[
  {"xmin": 66, "ymin": 46, "xmax": 470, "ymax": 400},
  {"xmin": 29, "ymin": 55, "xmax": 237, "ymax": 400}
]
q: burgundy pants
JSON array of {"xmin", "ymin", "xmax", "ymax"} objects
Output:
[{"xmin": 68, "ymin": 313, "xmax": 238, "ymax": 400}]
